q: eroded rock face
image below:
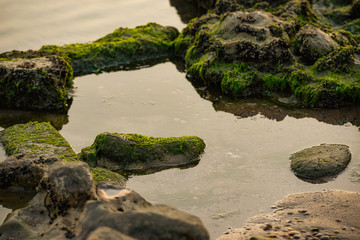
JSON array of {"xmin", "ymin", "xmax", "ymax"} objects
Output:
[
  {"xmin": 290, "ymin": 143, "xmax": 351, "ymax": 179},
  {"xmin": 218, "ymin": 190, "xmax": 360, "ymax": 240},
  {"xmin": 0, "ymin": 53, "xmax": 73, "ymax": 112},
  {"xmin": 80, "ymin": 132, "xmax": 206, "ymax": 174}
]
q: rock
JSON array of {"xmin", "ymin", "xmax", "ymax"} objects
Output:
[
  {"xmin": 48, "ymin": 161, "xmax": 97, "ymax": 209},
  {"xmin": 0, "ymin": 122, "xmax": 127, "ymax": 186},
  {"xmin": 218, "ymin": 190, "xmax": 360, "ymax": 239},
  {"xmin": 91, "ymin": 167, "xmax": 127, "ymax": 188},
  {"xmin": 80, "ymin": 132, "xmax": 206, "ymax": 174},
  {"xmin": 295, "ymin": 25, "xmax": 339, "ymax": 64},
  {"xmin": 0, "ymin": 154, "xmax": 53, "ymax": 190},
  {"xmin": 290, "ymin": 143, "xmax": 351, "ymax": 179},
  {"xmin": 172, "ymin": 0, "xmax": 360, "ymax": 108},
  {"xmin": 40, "ymin": 23, "xmax": 179, "ymax": 76},
  {"xmin": 0, "ymin": 52, "xmax": 73, "ymax": 112},
  {"xmin": 76, "ymin": 189, "xmax": 209, "ymax": 240},
  {"xmin": 215, "ymin": 0, "xmax": 238, "ymax": 15},
  {"xmin": 0, "ymin": 121, "xmax": 78, "ymax": 161}
]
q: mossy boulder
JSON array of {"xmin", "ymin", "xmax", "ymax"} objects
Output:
[
  {"xmin": 295, "ymin": 24, "xmax": 339, "ymax": 64},
  {"xmin": 40, "ymin": 23, "xmax": 179, "ymax": 76},
  {"xmin": 0, "ymin": 122, "xmax": 77, "ymax": 161},
  {"xmin": 290, "ymin": 144, "xmax": 351, "ymax": 179},
  {"xmin": 172, "ymin": 4, "xmax": 360, "ymax": 108},
  {"xmin": 80, "ymin": 133, "xmax": 206, "ymax": 174},
  {"xmin": 0, "ymin": 52, "xmax": 73, "ymax": 112}
]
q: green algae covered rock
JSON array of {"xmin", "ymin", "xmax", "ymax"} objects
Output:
[
  {"xmin": 0, "ymin": 122, "xmax": 77, "ymax": 161},
  {"xmin": 290, "ymin": 144, "xmax": 351, "ymax": 179},
  {"xmin": 172, "ymin": 5, "xmax": 360, "ymax": 108},
  {"xmin": 80, "ymin": 133, "xmax": 206, "ymax": 174},
  {"xmin": 40, "ymin": 23, "xmax": 179, "ymax": 76},
  {"xmin": 0, "ymin": 51, "xmax": 73, "ymax": 112}
]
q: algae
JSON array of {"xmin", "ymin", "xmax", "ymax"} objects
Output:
[
  {"xmin": 0, "ymin": 122, "xmax": 77, "ymax": 161},
  {"xmin": 41, "ymin": 23, "xmax": 179, "ymax": 76},
  {"xmin": 80, "ymin": 132, "xmax": 206, "ymax": 174}
]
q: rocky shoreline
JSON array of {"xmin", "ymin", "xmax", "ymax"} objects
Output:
[{"xmin": 0, "ymin": 0, "xmax": 360, "ymax": 239}]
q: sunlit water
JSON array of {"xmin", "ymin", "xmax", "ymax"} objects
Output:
[{"xmin": 0, "ymin": 1, "xmax": 360, "ymax": 239}]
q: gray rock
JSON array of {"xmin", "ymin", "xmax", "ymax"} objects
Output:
[
  {"xmin": 295, "ymin": 25, "xmax": 339, "ymax": 64},
  {"xmin": 290, "ymin": 143, "xmax": 351, "ymax": 179},
  {"xmin": 77, "ymin": 189, "xmax": 209, "ymax": 240}
]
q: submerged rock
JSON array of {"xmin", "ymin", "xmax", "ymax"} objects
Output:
[
  {"xmin": 80, "ymin": 132, "xmax": 206, "ymax": 174},
  {"xmin": 218, "ymin": 190, "xmax": 360, "ymax": 239},
  {"xmin": 40, "ymin": 23, "xmax": 179, "ymax": 76},
  {"xmin": 0, "ymin": 53, "xmax": 73, "ymax": 112},
  {"xmin": 290, "ymin": 143, "xmax": 351, "ymax": 179}
]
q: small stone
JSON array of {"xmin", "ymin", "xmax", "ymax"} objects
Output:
[
  {"xmin": 336, "ymin": 219, "xmax": 341, "ymax": 222},
  {"xmin": 333, "ymin": 230, "xmax": 340, "ymax": 234},
  {"xmin": 293, "ymin": 236, "xmax": 301, "ymax": 239},
  {"xmin": 288, "ymin": 230, "xmax": 300, "ymax": 236},
  {"xmin": 268, "ymin": 234, "xmax": 277, "ymax": 238},
  {"xmin": 351, "ymin": 227, "xmax": 355, "ymax": 231},
  {"xmin": 320, "ymin": 236, "xmax": 330, "ymax": 240},
  {"xmin": 311, "ymin": 228, "xmax": 320, "ymax": 233}
]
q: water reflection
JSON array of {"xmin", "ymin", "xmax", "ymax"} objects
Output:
[
  {"xmin": 0, "ymin": 109, "xmax": 68, "ymax": 130},
  {"xmin": 190, "ymin": 83, "xmax": 360, "ymax": 127}
]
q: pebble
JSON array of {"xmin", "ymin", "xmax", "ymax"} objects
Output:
[
  {"xmin": 320, "ymin": 236, "xmax": 330, "ymax": 240},
  {"xmin": 333, "ymin": 230, "xmax": 340, "ymax": 234},
  {"xmin": 336, "ymin": 219, "xmax": 342, "ymax": 222},
  {"xmin": 288, "ymin": 230, "xmax": 300, "ymax": 236},
  {"xmin": 293, "ymin": 236, "xmax": 301, "ymax": 239},
  {"xmin": 311, "ymin": 228, "xmax": 320, "ymax": 233},
  {"xmin": 351, "ymin": 227, "xmax": 355, "ymax": 231}
]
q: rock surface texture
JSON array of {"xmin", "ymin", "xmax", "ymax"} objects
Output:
[
  {"xmin": 80, "ymin": 132, "xmax": 206, "ymax": 174},
  {"xmin": 290, "ymin": 143, "xmax": 351, "ymax": 179},
  {"xmin": 0, "ymin": 161, "xmax": 209, "ymax": 240},
  {"xmin": 218, "ymin": 190, "xmax": 360, "ymax": 240},
  {"xmin": 0, "ymin": 52, "xmax": 73, "ymax": 112}
]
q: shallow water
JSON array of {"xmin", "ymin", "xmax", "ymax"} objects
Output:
[
  {"xmin": 60, "ymin": 63, "xmax": 360, "ymax": 238},
  {"xmin": 1, "ymin": 1, "xmax": 360, "ymax": 239}
]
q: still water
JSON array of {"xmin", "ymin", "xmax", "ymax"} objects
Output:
[{"xmin": 0, "ymin": 0, "xmax": 359, "ymax": 239}]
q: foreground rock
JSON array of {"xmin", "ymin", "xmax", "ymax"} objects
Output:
[
  {"xmin": 0, "ymin": 160, "xmax": 209, "ymax": 240},
  {"xmin": 40, "ymin": 23, "xmax": 179, "ymax": 76},
  {"xmin": 80, "ymin": 132, "xmax": 206, "ymax": 174},
  {"xmin": 0, "ymin": 52, "xmax": 73, "ymax": 112},
  {"xmin": 0, "ymin": 122, "xmax": 126, "ymax": 187},
  {"xmin": 172, "ymin": 1, "xmax": 360, "ymax": 108},
  {"xmin": 290, "ymin": 144, "xmax": 351, "ymax": 179},
  {"xmin": 218, "ymin": 190, "xmax": 360, "ymax": 240}
]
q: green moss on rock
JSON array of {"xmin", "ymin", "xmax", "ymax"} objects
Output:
[
  {"xmin": 41, "ymin": 23, "xmax": 179, "ymax": 76},
  {"xmin": 91, "ymin": 167, "xmax": 127, "ymax": 188},
  {"xmin": 80, "ymin": 132, "xmax": 206, "ymax": 174},
  {"xmin": 0, "ymin": 122, "xmax": 77, "ymax": 161},
  {"xmin": 0, "ymin": 52, "xmax": 73, "ymax": 112},
  {"xmin": 290, "ymin": 144, "xmax": 351, "ymax": 179}
]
